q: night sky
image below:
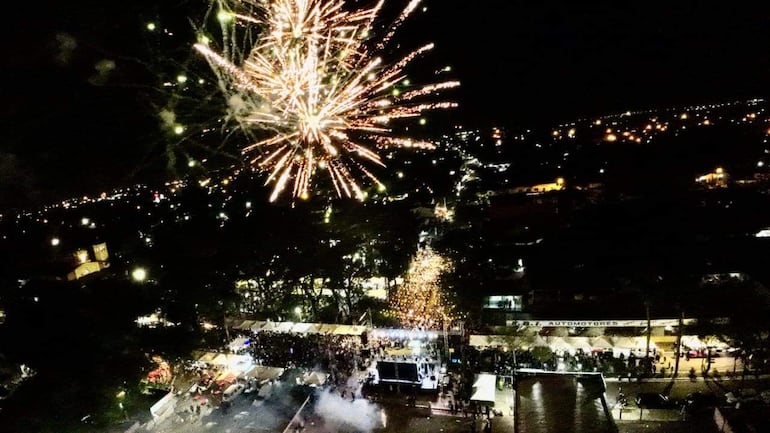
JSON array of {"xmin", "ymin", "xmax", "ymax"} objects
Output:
[{"xmin": 1, "ymin": 0, "xmax": 769, "ymax": 207}]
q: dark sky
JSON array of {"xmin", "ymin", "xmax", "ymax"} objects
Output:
[
  {"xmin": 1, "ymin": 0, "xmax": 769, "ymax": 207},
  {"xmin": 426, "ymin": 0, "xmax": 770, "ymax": 125}
]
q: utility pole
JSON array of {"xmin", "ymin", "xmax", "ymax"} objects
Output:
[
  {"xmin": 443, "ymin": 315, "xmax": 450, "ymax": 363},
  {"xmin": 368, "ymin": 308, "xmax": 373, "ymax": 330},
  {"xmin": 224, "ymin": 312, "xmax": 231, "ymax": 343},
  {"xmin": 673, "ymin": 311, "xmax": 683, "ymax": 378},
  {"xmin": 645, "ymin": 302, "xmax": 652, "ymax": 362}
]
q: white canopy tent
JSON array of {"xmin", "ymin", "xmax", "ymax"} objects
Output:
[
  {"xmin": 470, "ymin": 373, "xmax": 497, "ymax": 406},
  {"xmin": 547, "ymin": 337, "xmax": 574, "ymax": 352},
  {"xmin": 319, "ymin": 324, "xmax": 339, "ymax": 334},
  {"xmin": 702, "ymin": 335, "xmax": 730, "ymax": 349},
  {"xmin": 469, "ymin": 335, "xmax": 508, "ymax": 348},
  {"xmin": 275, "ymin": 322, "xmax": 295, "ymax": 333},
  {"xmin": 566, "ymin": 337, "xmax": 592, "ymax": 353},
  {"xmin": 611, "ymin": 337, "xmax": 636, "ymax": 349},
  {"xmin": 228, "ymin": 336, "xmax": 250, "ymax": 353},
  {"xmin": 150, "ymin": 391, "xmax": 177, "ymax": 420},
  {"xmin": 197, "ymin": 352, "xmax": 217, "ymax": 364},
  {"xmin": 590, "ymin": 336, "xmax": 614, "ymax": 350},
  {"xmin": 681, "ymin": 335, "xmax": 705, "ymax": 349},
  {"xmin": 300, "ymin": 371, "xmax": 329, "ymax": 387},
  {"xmin": 250, "ymin": 321, "xmax": 267, "ymax": 332},
  {"xmin": 260, "ymin": 321, "xmax": 278, "ymax": 332},
  {"xmin": 290, "ymin": 323, "xmax": 313, "ymax": 334},
  {"xmin": 237, "ymin": 320, "xmax": 256, "ymax": 331},
  {"xmin": 632, "ymin": 337, "xmax": 657, "ymax": 351},
  {"xmin": 244, "ymin": 365, "xmax": 285, "ymax": 381},
  {"xmin": 304, "ymin": 323, "xmax": 323, "ymax": 334},
  {"xmin": 333, "ymin": 325, "xmax": 367, "ymax": 335},
  {"xmin": 531, "ymin": 335, "xmax": 549, "ymax": 347}
]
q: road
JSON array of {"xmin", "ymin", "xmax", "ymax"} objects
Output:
[
  {"xmin": 605, "ymin": 377, "xmax": 769, "ymax": 406},
  {"xmin": 604, "ymin": 376, "xmax": 770, "ymax": 433}
]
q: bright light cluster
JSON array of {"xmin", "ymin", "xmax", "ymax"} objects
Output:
[
  {"xmin": 195, "ymin": 0, "xmax": 458, "ymax": 201},
  {"xmin": 390, "ymin": 247, "xmax": 454, "ymax": 329}
]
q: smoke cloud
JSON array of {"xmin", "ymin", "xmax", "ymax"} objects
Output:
[{"xmin": 314, "ymin": 390, "xmax": 383, "ymax": 433}]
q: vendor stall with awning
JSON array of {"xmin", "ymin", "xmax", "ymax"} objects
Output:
[{"xmin": 470, "ymin": 373, "xmax": 497, "ymax": 406}]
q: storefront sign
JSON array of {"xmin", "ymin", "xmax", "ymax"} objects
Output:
[{"xmin": 508, "ymin": 319, "xmax": 696, "ymax": 327}]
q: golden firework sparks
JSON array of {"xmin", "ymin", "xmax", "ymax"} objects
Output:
[{"xmin": 195, "ymin": 0, "xmax": 458, "ymax": 201}]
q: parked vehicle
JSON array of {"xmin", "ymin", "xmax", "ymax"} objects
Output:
[
  {"xmin": 685, "ymin": 392, "xmax": 721, "ymax": 410},
  {"xmin": 635, "ymin": 393, "xmax": 678, "ymax": 409},
  {"xmin": 222, "ymin": 383, "xmax": 245, "ymax": 403}
]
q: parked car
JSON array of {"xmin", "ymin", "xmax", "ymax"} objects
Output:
[
  {"xmin": 635, "ymin": 393, "xmax": 677, "ymax": 409},
  {"xmin": 222, "ymin": 383, "xmax": 245, "ymax": 403},
  {"xmin": 760, "ymin": 390, "xmax": 770, "ymax": 405},
  {"xmin": 685, "ymin": 392, "xmax": 721, "ymax": 410}
]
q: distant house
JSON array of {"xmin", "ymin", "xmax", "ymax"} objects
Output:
[
  {"xmin": 507, "ymin": 178, "xmax": 565, "ymax": 195},
  {"xmin": 695, "ymin": 167, "xmax": 728, "ymax": 188},
  {"xmin": 66, "ymin": 243, "xmax": 110, "ymax": 281}
]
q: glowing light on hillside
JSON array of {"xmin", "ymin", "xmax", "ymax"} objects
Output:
[{"xmin": 132, "ymin": 267, "xmax": 147, "ymax": 282}]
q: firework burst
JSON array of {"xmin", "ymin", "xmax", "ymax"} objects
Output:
[{"xmin": 195, "ymin": 0, "xmax": 458, "ymax": 201}]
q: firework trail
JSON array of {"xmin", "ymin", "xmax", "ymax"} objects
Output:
[{"xmin": 195, "ymin": 0, "xmax": 458, "ymax": 201}]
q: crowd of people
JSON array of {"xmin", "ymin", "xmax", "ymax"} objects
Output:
[{"xmin": 244, "ymin": 331, "xmax": 362, "ymax": 374}]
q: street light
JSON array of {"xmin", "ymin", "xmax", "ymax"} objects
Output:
[
  {"xmin": 131, "ymin": 267, "xmax": 147, "ymax": 282},
  {"xmin": 51, "ymin": 237, "xmax": 60, "ymax": 246}
]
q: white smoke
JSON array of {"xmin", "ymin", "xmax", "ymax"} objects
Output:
[
  {"xmin": 314, "ymin": 390, "xmax": 383, "ymax": 433},
  {"xmin": 158, "ymin": 109, "xmax": 177, "ymax": 129},
  {"xmin": 54, "ymin": 33, "xmax": 77, "ymax": 65}
]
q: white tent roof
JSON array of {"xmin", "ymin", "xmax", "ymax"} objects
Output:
[
  {"xmin": 632, "ymin": 337, "xmax": 657, "ymax": 350},
  {"xmin": 531, "ymin": 335, "xmax": 549, "ymax": 347},
  {"xmin": 702, "ymin": 335, "xmax": 730, "ymax": 349},
  {"xmin": 319, "ymin": 324, "xmax": 339, "ymax": 334},
  {"xmin": 612, "ymin": 337, "xmax": 636, "ymax": 349},
  {"xmin": 291, "ymin": 323, "xmax": 313, "ymax": 333},
  {"xmin": 233, "ymin": 320, "xmax": 254, "ymax": 331},
  {"xmin": 304, "ymin": 323, "xmax": 323, "ymax": 334},
  {"xmin": 681, "ymin": 335, "xmax": 705, "ymax": 349},
  {"xmin": 302, "ymin": 371, "xmax": 328, "ymax": 386},
  {"xmin": 211, "ymin": 353, "xmax": 229, "ymax": 365},
  {"xmin": 204, "ymin": 353, "xmax": 253, "ymax": 374},
  {"xmin": 470, "ymin": 335, "xmax": 509, "ymax": 348},
  {"xmin": 469, "ymin": 335, "xmax": 491, "ymax": 347},
  {"xmin": 150, "ymin": 391, "xmax": 177, "ymax": 419},
  {"xmin": 250, "ymin": 321, "xmax": 267, "ymax": 332},
  {"xmin": 228, "ymin": 337, "xmax": 250, "ymax": 352},
  {"xmin": 470, "ymin": 373, "xmax": 497, "ymax": 405},
  {"xmin": 260, "ymin": 321, "xmax": 278, "ymax": 332},
  {"xmin": 590, "ymin": 336, "xmax": 614, "ymax": 349},
  {"xmin": 333, "ymin": 325, "xmax": 357, "ymax": 335},
  {"xmin": 547, "ymin": 336, "xmax": 573, "ymax": 351},
  {"xmin": 244, "ymin": 365, "xmax": 285, "ymax": 381},
  {"xmin": 275, "ymin": 322, "xmax": 295, "ymax": 333},
  {"xmin": 197, "ymin": 352, "xmax": 218, "ymax": 364},
  {"xmin": 566, "ymin": 337, "xmax": 592, "ymax": 351}
]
